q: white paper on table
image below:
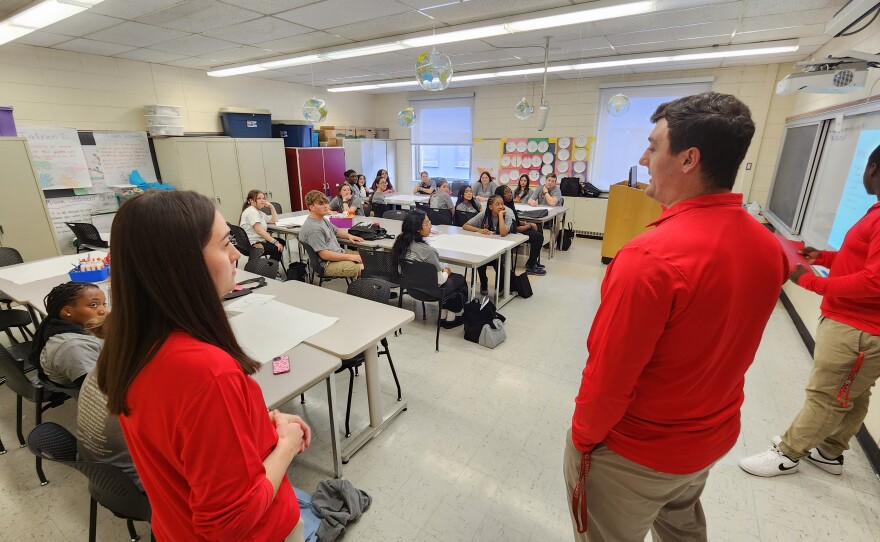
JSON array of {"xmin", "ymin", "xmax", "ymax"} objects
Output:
[
  {"xmin": 224, "ymin": 294, "xmax": 275, "ymax": 314},
  {"xmin": 0, "ymin": 252, "xmax": 107, "ymax": 285},
  {"xmin": 514, "ymin": 203, "xmax": 553, "ymax": 212},
  {"xmin": 428, "ymin": 234, "xmax": 513, "ymax": 256},
  {"xmin": 276, "ymin": 215, "xmax": 309, "ymax": 228},
  {"xmin": 228, "ymin": 299, "xmax": 338, "ymax": 364}
]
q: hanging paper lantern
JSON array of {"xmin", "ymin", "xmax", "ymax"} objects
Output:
[
  {"xmin": 397, "ymin": 107, "xmax": 416, "ymax": 128},
  {"xmin": 415, "ymin": 49, "xmax": 453, "ymax": 91},
  {"xmin": 302, "ymin": 98, "xmax": 328, "ymax": 123},
  {"xmin": 607, "ymin": 93, "xmax": 630, "ymax": 117},
  {"xmin": 514, "ymin": 97, "xmax": 534, "ymax": 120}
]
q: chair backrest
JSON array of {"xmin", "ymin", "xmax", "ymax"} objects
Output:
[
  {"xmin": 27, "ymin": 423, "xmax": 151, "ymax": 522},
  {"xmin": 226, "ymin": 222, "xmax": 253, "ymax": 257},
  {"xmin": 0, "ymin": 247, "xmax": 24, "ymax": 267},
  {"xmin": 0, "ymin": 341, "xmax": 42, "ymax": 403},
  {"xmin": 383, "ymin": 209, "xmax": 409, "ymax": 221},
  {"xmin": 415, "ymin": 201, "xmax": 429, "ymax": 211},
  {"xmin": 358, "ymin": 248, "xmax": 395, "ymax": 283},
  {"xmin": 299, "ymin": 242, "xmax": 324, "ymax": 279},
  {"xmin": 347, "ymin": 278, "xmax": 392, "ymax": 305},
  {"xmin": 450, "ymin": 181, "xmax": 468, "ymax": 195},
  {"xmin": 243, "ymin": 257, "xmax": 279, "ymax": 279},
  {"xmin": 65, "ymin": 223, "xmax": 108, "ymax": 248},
  {"xmin": 370, "ymin": 203, "xmax": 388, "ymax": 218},
  {"xmin": 399, "ymin": 259, "xmax": 442, "ymax": 301},
  {"xmin": 260, "ymin": 202, "xmax": 283, "ymax": 215},
  {"xmin": 427, "ymin": 208, "xmax": 453, "ymax": 226},
  {"xmin": 455, "ymin": 209, "xmax": 477, "ymax": 227}
]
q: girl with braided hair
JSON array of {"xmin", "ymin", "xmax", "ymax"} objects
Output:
[{"xmin": 30, "ymin": 282, "xmax": 107, "ymax": 388}]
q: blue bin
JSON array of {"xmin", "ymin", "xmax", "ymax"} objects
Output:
[
  {"xmin": 272, "ymin": 122, "xmax": 313, "ymax": 147},
  {"xmin": 69, "ymin": 266, "xmax": 110, "ymax": 283},
  {"xmin": 219, "ymin": 108, "xmax": 271, "ymax": 138}
]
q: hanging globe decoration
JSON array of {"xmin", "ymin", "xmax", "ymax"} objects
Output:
[
  {"xmin": 607, "ymin": 93, "xmax": 630, "ymax": 117},
  {"xmin": 415, "ymin": 49, "xmax": 453, "ymax": 91},
  {"xmin": 302, "ymin": 98, "xmax": 328, "ymax": 123},
  {"xmin": 397, "ymin": 107, "xmax": 416, "ymax": 128},
  {"xmin": 514, "ymin": 97, "xmax": 534, "ymax": 120}
]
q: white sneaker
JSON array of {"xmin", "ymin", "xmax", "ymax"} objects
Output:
[
  {"xmin": 739, "ymin": 445, "xmax": 799, "ymax": 477},
  {"xmin": 771, "ymin": 435, "xmax": 844, "ymax": 475}
]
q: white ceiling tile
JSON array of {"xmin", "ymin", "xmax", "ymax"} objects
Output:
[
  {"xmin": 631, "ymin": 60, "xmax": 723, "ymax": 73},
  {"xmin": 744, "ymin": 0, "xmax": 848, "ymax": 18},
  {"xmin": 13, "ymin": 31, "xmax": 73, "ymax": 47},
  {"xmin": 737, "ymin": 8, "xmax": 842, "ymax": 33},
  {"xmin": 86, "ymin": 21, "xmax": 190, "ymax": 48},
  {"xmin": 275, "ymin": 0, "xmax": 412, "ymax": 30},
  {"xmin": 397, "ymin": 0, "xmax": 463, "ymax": 9},
  {"xmin": 196, "ymin": 46, "xmax": 275, "ymax": 64},
  {"xmin": 89, "ymin": 0, "xmax": 188, "ymax": 19},
  {"xmin": 731, "ymin": 24, "xmax": 825, "ymax": 44},
  {"xmin": 114, "ymin": 48, "xmax": 189, "ymax": 63},
  {"xmin": 328, "ymin": 51, "xmax": 412, "ymax": 69},
  {"xmin": 165, "ymin": 56, "xmax": 217, "ymax": 69},
  {"xmin": 149, "ymin": 35, "xmax": 240, "ymax": 56},
  {"xmin": 254, "ymin": 32, "xmax": 353, "ymax": 55},
  {"xmin": 53, "ymin": 38, "xmax": 135, "ymax": 56},
  {"xmin": 613, "ymin": 35, "xmax": 734, "ymax": 55},
  {"xmin": 425, "ymin": 0, "xmax": 568, "ymax": 24},
  {"xmin": 484, "ymin": 28, "xmax": 599, "ymax": 49},
  {"xmin": 796, "ymin": 34, "xmax": 833, "ymax": 48},
  {"xmin": 202, "ymin": 16, "xmax": 312, "ymax": 45},
  {"xmin": 218, "ymin": 0, "xmax": 320, "ymax": 15},
  {"xmin": 607, "ymin": 21, "xmax": 737, "ymax": 48},
  {"xmin": 324, "ymin": 11, "xmax": 436, "ymax": 41},
  {"xmin": 136, "ymin": 0, "xmax": 263, "ymax": 33},
  {"xmin": 42, "ymin": 13, "xmax": 124, "ymax": 37}
]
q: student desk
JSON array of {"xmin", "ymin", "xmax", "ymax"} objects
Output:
[
  {"xmin": 513, "ymin": 203, "xmax": 568, "ymax": 259},
  {"xmin": 236, "ymin": 270, "xmax": 415, "ymax": 463},
  {"xmin": 384, "ymin": 194, "xmax": 429, "ymax": 207}
]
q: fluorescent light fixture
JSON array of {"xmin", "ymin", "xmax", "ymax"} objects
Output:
[
  {"xmin": 505, "ymin": 1, "xmax": 654, "ymax": 32},
  {"xmin": 327, "ymin": 42, "xmax": 800, "ymax": 92},
  {"xmin": 0, "ymin": 0, "xmax": 105, "ymax": 46},
  {"xmin": 258, "ymin": 55, "xmax": 324, "ymax": 69},
  {"xmin": 400, "ymin": 24, "xmax": 509, "ymax": 48},
  {"xmin": 207, "ymin": 65, "xmax": 267, "ymax": 77},
  {"xmin": 321, "ymin": 43, "xmax": 406, "ymax": 60},
  {"xmin": 0, "ymin": 22, "xmax": 34, "ymax": 44}
]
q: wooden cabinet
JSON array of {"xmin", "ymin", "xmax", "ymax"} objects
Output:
[
  {"xmin": 600, "ymin": 182, "xmax": 662, "ymax": 263},
  {"xmin": 284, "ymin": 148, "xmax": 346, "ymax": 211},
  {"xmin": 235, "ymin": 139, "xmax": 291, "ymax": 212},
  {"xmin": 0, "ymin": 137, "xmax": 61, "ymax": 260}
]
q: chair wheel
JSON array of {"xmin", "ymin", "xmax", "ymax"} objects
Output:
[
  {"xmin": 20, "ymin": 444, "xmax": 26, "ymax": 448},
  {"xmin": 0, "ymin": 450, "xmax": 6, "ymax": 455},
  {"xmin": 342, "ymin": 458, "xmax": 349, "ymax": 465},
  {"xmin": 40, "ymin": 481, "xmax": 48, "ymax": 486},
  {"xmin": 345, "ymin": 432, "xmax": 351, "ymax": 438}
]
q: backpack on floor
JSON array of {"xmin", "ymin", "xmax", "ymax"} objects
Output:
[
  {"xmin": 556, "ymin": 222, "xmax": 575, "ymax": 251},
  {"xmin": 463, "ymin": 297, "xmax": 505, "ymax": 344},
  {"xmin": 509, "ymin": 270, "xmax": 533, "ymax": 299}
]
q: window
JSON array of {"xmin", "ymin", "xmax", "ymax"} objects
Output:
[
  {"xmin": 591, "ymin": 81, "xmax": 712, "ymax": 191},
  {"xmin": 410, "ymin": 95, "xmax": 474, "ymax": 186}
]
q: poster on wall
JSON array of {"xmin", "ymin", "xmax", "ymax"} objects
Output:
[
  {"xmin": 498, "ymin": 137, "xmax": 555, "ymax": 186},
  {"xmin": 93, "ymin": 131, "xmax": 157, "ymax": 186},
  {"xmin": 45, "ymin": 193, "xmax": 117, "ymax": 254},
  {"xmin": 18, "ymin": 127, "xmax": 92, "ymax": 190}
]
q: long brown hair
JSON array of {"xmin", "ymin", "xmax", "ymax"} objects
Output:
[
  {"xmin": 97, "ymin": 190, "xmax": 259, "ymax": 415},
  {"xmin": 241, "ymin": 189, "xmax": 263, "ymax": 212}
]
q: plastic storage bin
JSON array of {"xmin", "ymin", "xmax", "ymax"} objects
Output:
[
  {"xmin": 272, "ymin": 121, "xmax": 313, "ymax": 147},
  {"xmin": 69, "ymin": 266, "xmax": 110, "ymax": 283},
  {"xmin": 0, "ymin": 106, "xmax": 16, "ymax": 136},
  {"xmin": 145, "ymin": 115, "xmax": 184, "ymax": 127},
  {"xmin": 328, "ymin": 216, "xmax": 353, "ymax": 228},
  {"xmin": 145, "ymin": 105, "xmax": 183, "ymax": 116},
  {"xmin": 149, "ymin": 126, "xmax": 184, "ymax": 136},
  {"xmin": 220, "ymin": 107, "xmax": 271, "ymax": 138}
]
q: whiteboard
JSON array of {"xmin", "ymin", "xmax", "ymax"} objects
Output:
[
  {"xmin": 46, "ymin": 194, "xmax": 117, "ymax": 254},
  {"xmin": 93, "ymin": 131, "xmax": 157, "ymax": 186},
  {"xmin": 18, "ymin": 127, "xmax": 92, "ymax": 190}
]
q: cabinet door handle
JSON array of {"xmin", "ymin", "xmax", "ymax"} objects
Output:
[
  {"xmin": 216, "ymin": 196, "xmax": 221, "ymax": 203},
  {"xmin": 0, "ymin": 224, "xmax": 4, "ymax": 235},
  {"xmin": 268, "ymin": 191, "xmax": 272, "ymax": 198}
]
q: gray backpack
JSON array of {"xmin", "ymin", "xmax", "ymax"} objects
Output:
[{"xmin": 478, "ymin": 316, "xmax": 506, "ymax": 348}]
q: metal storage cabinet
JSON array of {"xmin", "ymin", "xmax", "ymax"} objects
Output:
[
  {"xmin": 284, "ymin": 147, "xmax": 346, "ymax": 211},
  {"xmin": 235, "ymin": 139, "xmax": 291, "ymax": 213}
]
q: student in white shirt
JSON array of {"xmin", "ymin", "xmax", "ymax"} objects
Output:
[{"xmin": 239, "ymin": 189, "xmax": 285, "ymax": 261}]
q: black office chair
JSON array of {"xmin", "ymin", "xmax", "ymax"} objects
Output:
[
  {"xmin": 382, "ymin": 209, "xmax": 409, "ymax": 221},
  {"xmin": 65, "ymin": 223, "xmax": 109, "ymax": 253},
  {"xmin": 450, "ymin": 181, "xmax": 468, "ymax": 195},
  {"xmin": 455, "ymin": 209, "xmax": 478, "ymax": 227},
  {"xmin": 227, "ymin": 223, "xmax": 286, "ymax": 273},
  {"xmin": 415, "ymin": 201, "xmax": 429, "ymax": 211},
  {"xmin": 370, "ymin": 203, "xmax": 388, "ymax": 218},
  {"xmin": 0, "ymin": 247, "xmax": 34, "ymax": 343},
  {"xmin": 243, "ymin": 256, "xmax": 280, "ymax": 280},
  {"xmin": 27, "ymin": 422, "xmax": 154, "ymax": 542},
  {"xmin": 427, "ymin": 208, "xmax": 453, "ymax": 226},
  {"xmin": 0, "ymin": 341, "xmax": 75, "ymax": 484},
  {"xmin": 300, "ymin": 242, "xmax": 351, "ymax": 287},
  {"xmin": 398, "ymin": 260, "xmax": 466, "ymax": 352},
  {"xmin": 260, "ymin": 202, "xmax": 283, "ymax": 215}
]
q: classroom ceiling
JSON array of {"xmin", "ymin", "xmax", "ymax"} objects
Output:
[{"xmin": 4, "ymin": 0, "xmax": 853, "ymax": 91}]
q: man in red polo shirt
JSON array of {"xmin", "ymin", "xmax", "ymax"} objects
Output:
[
  {"xmin": 565, "ymin": 92, "xmax": 788, "ymax": 541},
  {"xmin": 740, "ymin": 144, "xmax": 880, "ymax": 478}
]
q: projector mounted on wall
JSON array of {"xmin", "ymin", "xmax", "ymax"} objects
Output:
[
  {"xmin": 824, "ymin": 0, "xmax": 880, "ymax": 37},
  {"xmin": 776, "ymin": 51, "xmax": 880, "ymax": 95}
]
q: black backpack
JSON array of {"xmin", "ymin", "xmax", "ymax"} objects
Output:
[
  {"xmin": 463, "ymin": 298, "xmax": 505, "ymax": 343},
  {"xmin": 582, "ymin": 182, "xmax": 602, "ymax": 198},
  {"xmin": 560, "ymin": 177, "xmax": 581, "ymax": 197},
  {"xmin": 348, "ymin": 223, "xmax": 391, "ymax": 241},
  {"xmin": 556, "ymin": 222, "xmax": 575, "ymax": 251}
]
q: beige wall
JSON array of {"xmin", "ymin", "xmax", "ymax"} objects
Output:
[{"xmin": 0, "ymin": 43, "xmax": 374, "ymax": 133}]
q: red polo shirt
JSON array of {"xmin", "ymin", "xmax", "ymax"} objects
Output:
[
  {"xmin": 572, "ymin": 193, "xmax": 788, "ymax": 474},
  {"xmin": 798, "ymin": 202, "xmax": 880, "ymax": 335}
]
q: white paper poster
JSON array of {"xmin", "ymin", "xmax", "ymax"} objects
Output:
[
  {"xmin": 93, "ymin": 131, "xmax": 157, "ymax": 186},
  {"xmin": 18, "ymin": 127, "xmax": 92, "ymax": 190},
  {"xmin": 46, "ymin": 194, "xmax": 117, "ymax": 254}
]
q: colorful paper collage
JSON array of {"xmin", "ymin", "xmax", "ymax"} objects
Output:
[{"xmin": 498, "ymin": 135, "xmax": 595, "ymax": 186}]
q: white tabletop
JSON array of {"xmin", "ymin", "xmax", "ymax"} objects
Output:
[{"xmin": 250, "ymin": 342, "xmax": 341, "ymax": 411}]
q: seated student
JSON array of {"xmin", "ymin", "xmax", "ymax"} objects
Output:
[
  {"xmin": 343, "ymin": 169, "xmax": 364, "ymax": 207},
  {"xmin": 429, "ymin": 179, "xmax": 455, "ymax": 210},
  {"xmin": 471, "ymin": 171, "xmax": 498, "ymax": 202},
  {"xmin": 30, "ymin": 282, "xmax": 107, "ymax": 389},
  {"xmin": 375, "ymin": 169, "xmax": 394, "ymax": 192},
  {"xmin": 76, "ymin": 315, "xmax": 143, "ymax": 492},
  {"xmin": 513, "ymin": 174, "xmax": 532, "ymax": 203},
  {"xmin": 239, "ymin": 190, "xmax": 286, "ymax": 262},
  {"xmin": 528, "ymin": 172, "xmax": 564, "ymax": 206},
  {"xmin": 462, "ymin": 194, "xmax": 513, "ymax": 296},
  {"xmin": 369, "ymin": 177, "xmax": 390, "ymax": 216},
  {"xmin": 391, "ymin": 210, "xmax": 469, "ymax": 326},
  {"xmin": 356, "ymin": 174, "xmax": 371, "ymax": 198},
  {"xmin": 300, "ymin": 190, "xmax": 365, "ymax": 278},
  {"xmin": 496, "ymin": 185, "xmax": 545, "ymax": 276},
  {"xmin": 328, "ymin": 184, "xmax": 364, "ymax": 216},
  {"xmin": 455, "ymin": 185, "xmax": 481, "ymax": 214},
  {"xmin": 413, "ymin": 171, "xmax": 436, "ymax": 195},
  {"xmin": 96, "ymin": 190, "xmax": 309, "ymax": 541}
]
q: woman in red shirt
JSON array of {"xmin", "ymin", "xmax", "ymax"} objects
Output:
[{"xmin": 97, "ymin": 190, "xmax": 310, "ymax": 541}]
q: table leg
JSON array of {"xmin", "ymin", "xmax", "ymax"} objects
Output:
[
  {"xmin": 341, "ymin": 341, "xmax": 408, "ymax": 463},
  {"xmin": 469, "ymin": 265, "xmax": 477, "ymax": 300},
  {"xmin": 325, "ymin": 375, "xmax": 343, "ymax": 478},
  {"xmin": 496, "ymin": 249, "xmax": 518, "ymax": 309},
  {"xmin": 548, "ymin": 216, "xmax": 557, "ymax": 259}
]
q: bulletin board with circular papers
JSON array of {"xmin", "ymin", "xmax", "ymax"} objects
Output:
[{"xmin": 499, "ymin": 135, "xmax": 595, "ymax": 186}]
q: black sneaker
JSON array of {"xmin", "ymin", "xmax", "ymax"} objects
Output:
[
  {"xmin": 526, "ymin": 266, "xmax": 546, "ymax": 276},
  {"xmin": 536, "ymin": 263, "xmax": 546, "ymax": 269},
  {"xmin": 479, "ymin": 287, "xmax": 488, "ymax": 296}
]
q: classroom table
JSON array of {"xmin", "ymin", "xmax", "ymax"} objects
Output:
[
  {"xmin": 513, "ymin": 203, "xmax": 568, "ymax": 259},
  {"xmin": 270, "ymin": 214, "xmax": 529, "ymax": 308},
  {"xmin": 384, "ymin": 194, "xmax": 430, "ymax": 207},
  {"xmin": 235, "ymin": 269, "xmax": 415, "ymax": 462}
]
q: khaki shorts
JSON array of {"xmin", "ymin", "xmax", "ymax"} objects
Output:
[{"xmin": 322, "ymin": 249, "xmax": 361, "ymax": 278}]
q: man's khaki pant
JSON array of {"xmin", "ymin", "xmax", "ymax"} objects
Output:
[
  {"xmin": 779, "ymin": 317, "xmax": 880, "ymax": 460},
  {"xmin": 322, "ymin": 250, "xmax": 361, "ymax": 278},
  {"xmin": 564, "ymin": 429, "xmax": 713, "ymax": 542}
]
